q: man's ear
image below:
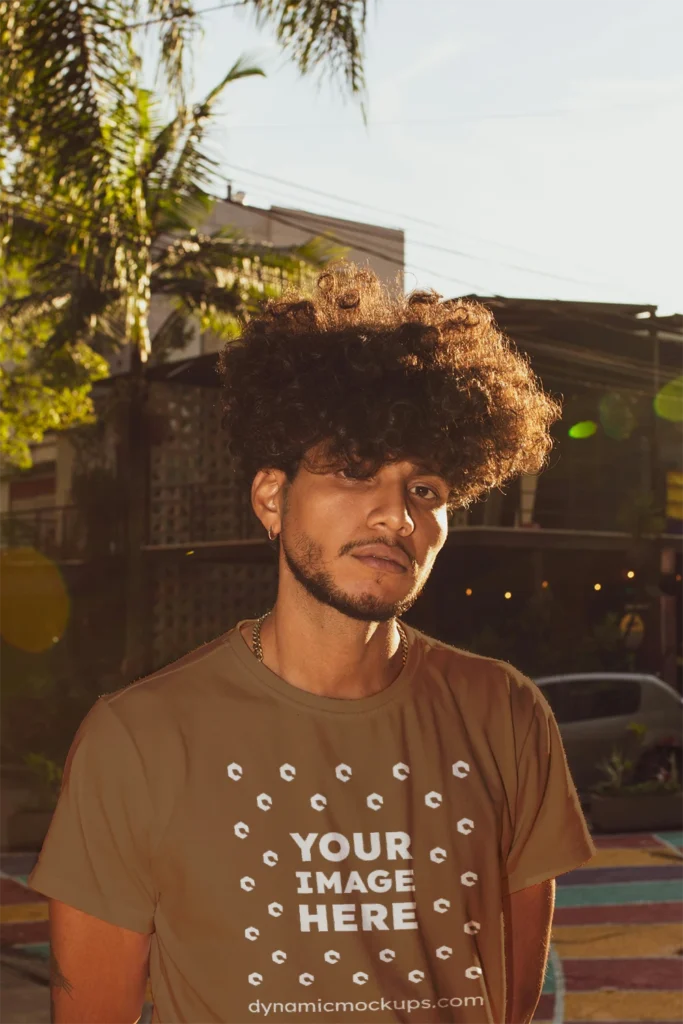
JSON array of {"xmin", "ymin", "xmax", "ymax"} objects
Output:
[{"xmin": 251, "ymin": 468, "xmax": 289, "ymax": 533}]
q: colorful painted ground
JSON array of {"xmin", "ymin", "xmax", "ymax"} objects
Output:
[{"xmin": 1, "ymin": 831, "xmax": 682, "ymax": 1022}]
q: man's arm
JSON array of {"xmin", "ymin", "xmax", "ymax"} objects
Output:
[
  {"xmin": 502, "ymin": 878, "xmax": 555, "ymax": 1024},
  {"xmin": 49, "ymin": 898, "xmax": 151, "ymax": 1023}
]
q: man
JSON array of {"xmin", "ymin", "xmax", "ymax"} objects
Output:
[{"xmin": 29, "ymin": 263, "xmax": 596, "ymax": 1023}]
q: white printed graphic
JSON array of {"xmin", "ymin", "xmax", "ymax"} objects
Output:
[
  {"xmin": 256, "ymin": 793, "xmax": 273, "ymax": 811},
  {"xmin": 425, "ymin": 791, "xmax": 442, "ymax": 808},
  {"xmin": 227, "ymin": 762, "xmax": 243, "ymax": 781},
  {"xmin": 434, "ymin": 898, "xmax": 450, "ymax": 913},
  {"xmin": 335, "ymin": 763, "xmax": 352, "ymax": 782},
  {"xmin": 430, "ymin": 847, "xmax": 447, "ymax": 863},
  {"xmin": 466, "ymin": 966, "xmax": 483, "ymax": 980},
  {"xmin": 272, "ymin": 950, "xmax": 287, "ymax": 964},
  {"xmin": 279, "ymin": 763, "xmax": 296, "ymax": 781},
  {"xmin": 461, "ymin": 871, "xmax": 478, "ymax": 887},
  {"xmin": 299, "ymin": 973, "xmax": 314, "ymax": 986},
  {"xmin": 324, "ymin": 950, "xmax": 340, "ymax": 964},
  {"xmin": 457, "ymin": 817, "xmax": 475, "ymax": 835},
  {"xmin": 240, "ymin": 876, "xmax": 255, "ymax": 892},
  {"xmin": 268, "ymin": 902, "xmax": 284, "ymax": 917},
  {"xmin": 436, "ymin": 946, "xmax": 452, "ymax": 960},
  {"xmin": 408, "ymin": 970, "xmax": 425, "ymax": 983},
  {"xmin": 234, "ymin": 821, "xmax": 249, "ymax": 839},
  {"xmin": 379, "ymin": 949, "xmax": 396, "ymax": 962},
  {"xmin": 464, "ymin": 920, "xmax": 481, "ymax": 935},
  {"xmin": 263, "ymin": 850, "xmax": 278, "ymax": 866},
  {"xmin": 392, "ymin": 762, "xmax": 410, "ymax": 780},
  {"xmin": 353, "ymin": 972, "xmax": 369, "ymax": 985},
  {"xmin": 310, "ymin": 793, "xmax": 327, "ymax": 811},
  {"xmin": 244, "ymin": 927, "xmax": 259, "ymax": 941},
  {"xmin": 452, "ymin": 760, "xmax": 470, "ymax": 778},
  {"xmin": 248, "ymin": 973, "xmax": 262, "ymax": 986},
  {"xmin": 366, "ymin": 793, "xmax": 383, "ymax": 811}
]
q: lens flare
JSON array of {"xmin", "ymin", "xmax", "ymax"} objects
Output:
[
  {"xmin": 654, "ymin": 376, "xmax": 683, "ymax": 423},
  {"xmin": 0, "ymin": 547, "xmax": 70, "ymax": 653},
  {"xmin": 568, "ymin": 420, "xmax": 598, "ymax": 439}
]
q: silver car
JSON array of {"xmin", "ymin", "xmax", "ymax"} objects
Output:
[{"xmin": 533, "ymin": 672, "xmax": 683, "ymax": 796}]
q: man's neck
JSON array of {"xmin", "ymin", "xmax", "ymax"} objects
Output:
[{"xmin": 239, "ymin": 611, "xmax": 405, "ymax": 700}]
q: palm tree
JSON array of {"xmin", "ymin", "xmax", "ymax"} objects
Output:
[{"xmin": 0, "ymin": 0, "xmax": 368, "ymax": 462}]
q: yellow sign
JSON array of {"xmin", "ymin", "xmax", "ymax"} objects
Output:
[{"xmin": 619, "ymin": 612, "xmax": 645, "ymax": 649}]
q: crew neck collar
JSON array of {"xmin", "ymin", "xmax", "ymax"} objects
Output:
[{"xmin": 227, "ymin": 618, "xmax": 421, "ymax": 715}]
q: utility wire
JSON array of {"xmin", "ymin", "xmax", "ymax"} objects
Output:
[
  {"xmin": 126, "ymin": 1, "xmax": 246, "ymax": 31},
  {"xmin": 219, "ymin": 164, "xmax": 616, "ymax": 289}
]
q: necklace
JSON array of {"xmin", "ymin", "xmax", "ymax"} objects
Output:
[{"xmin": 252, "ymin": 612, "xmax": 409, "ymax": 668}]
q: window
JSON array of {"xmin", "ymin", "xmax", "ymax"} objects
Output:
[{"xmin": 539, "ymin": 677, "xmax": 641, "ymax": 724}]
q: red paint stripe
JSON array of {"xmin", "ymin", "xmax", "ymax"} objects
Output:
[
  {"xmin": 563, "ymin": 957, "xmax": 683, "ymax": 990},
  {"xmin": 554, "ymin": 902, "xmax": 683, "ymax": 925},
  {"xmin": 535, "ymin": 992, "xmax": 554, "ymax": 1020},
  {"xmin": 0, "ymin": 920, "xmax": 49, "ymax": 945},
  {"xmin": 0, "ymin": 877, "xmax": 46, "ymax": 905}
]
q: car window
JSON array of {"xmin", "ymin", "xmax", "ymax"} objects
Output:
[{"xmin": 539, "ymin": 678, "xmax": 641, "ymax": 724}]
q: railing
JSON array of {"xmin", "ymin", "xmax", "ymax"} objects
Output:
[{"xmin": 0, "ymin": 506, "xmax": 89, "ymax": 562}]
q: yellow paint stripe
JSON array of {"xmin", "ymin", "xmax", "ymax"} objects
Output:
[
  {"xmin": 552, "ymin": 922, "xmax": 683, "ymax": 958},
  {"xmin": 566, "ymin": 990, "xmax": 683, "ymax": 1021},
  {"xmin": 1, "ymin": 901, "xmax": 49, "ymax": 924},
  {"xmin": 585, "ymin": 847, "xmax": 683, "ymax": 868}
]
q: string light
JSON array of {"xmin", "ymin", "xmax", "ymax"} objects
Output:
[
  {"xmin": 504, "ymin": 591, "xmax": 512, "ymax": 600},
  {"xmin": 627, "ymin": 570, "xmax": 635, "ymax": 579},
  {"xmin": 594, "ymin": 583, "xmax": 602, "ymax": 591},
  {"xmin": 542, "ymin": 580, "xmax": 549, "ymax": 588},
  {"xmin": 465, "ymin": 588, "xmax": 473, "ymax": 596}
]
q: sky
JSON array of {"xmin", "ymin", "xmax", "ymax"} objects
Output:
[{"xmin": 142, "ymin": 0, "xmax": 683, "ymax": 313}]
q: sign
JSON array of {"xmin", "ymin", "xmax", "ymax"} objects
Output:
[{"xmin": 619, "ymin": 612, "xmax": 645, "ymax": 650}]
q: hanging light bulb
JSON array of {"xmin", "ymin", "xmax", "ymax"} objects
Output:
[
  {"xmin": 542, "ymin": 580, "xmax": 549, "ymax": 589},
  {"xmin": 627, "ymin": 570, "xmax": 635, "ymax": 579},
  {"xmin": 465, "ymin": 588, "xmax": 473, "ymax": 596},
  {"xmin": 594, "ymin": 583, "xmax": 602, "ymax": 591},
  {"xmin": 504, "ymin": 591, "xmax": 512, "ymax": 600}
]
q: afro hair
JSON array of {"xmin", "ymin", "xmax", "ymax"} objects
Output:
[{"xmin": 218, "ymin": 261, "xmax": 562, "ymax": 513}]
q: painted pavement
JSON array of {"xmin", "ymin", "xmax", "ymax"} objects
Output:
[{"xmin": 1, "ymin": 832, "xmax": 682, "ymax": 1021}]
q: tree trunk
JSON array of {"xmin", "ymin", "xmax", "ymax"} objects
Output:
[{"xmin": 118, "ymin": 347, "xmax": 151, "ymax": 682}]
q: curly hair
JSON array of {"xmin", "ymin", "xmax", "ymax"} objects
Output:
[{"xmin": 218, "ymin": 262, "xmax": 562, "ymax": 513}]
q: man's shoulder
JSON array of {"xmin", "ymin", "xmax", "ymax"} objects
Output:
[
  {"xmin": 96, "ymin": 628, "xmax": 237, "ymax": 722},
  {"xmin": 411, "ymin": 624, "xmax": 541, "ymax": 702}
]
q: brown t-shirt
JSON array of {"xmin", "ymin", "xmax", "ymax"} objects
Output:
[{"xmin": 28, "ymin": 619, "xmax": 596, "ymax": 1023}]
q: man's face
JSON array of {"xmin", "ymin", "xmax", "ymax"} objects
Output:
[{"xmin": 274, "ymin": 445, "xmax": 450, "ymax": 623}]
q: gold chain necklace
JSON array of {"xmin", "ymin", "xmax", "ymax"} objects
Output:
[{"xmin": 252, "ymin": 613, "xmax": 409, "ymax": 668}]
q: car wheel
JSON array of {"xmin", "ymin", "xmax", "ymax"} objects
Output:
[{"xmin": 633, "ymin": 746, "xmax": 682, "ymax": 784}]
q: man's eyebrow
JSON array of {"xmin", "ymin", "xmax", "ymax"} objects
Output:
[{"xmin": 410, "ymin": 462, "xmax": 449, "ymax": 482}]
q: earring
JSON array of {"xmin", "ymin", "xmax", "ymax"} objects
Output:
[{"xmin": 268, "ymin": 525, "xmax": 277, "ymax": 541}]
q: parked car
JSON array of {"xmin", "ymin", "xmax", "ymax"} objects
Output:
[{"xmin": 533, "ymin": 672, "xmax": 683, "ymax": 797}]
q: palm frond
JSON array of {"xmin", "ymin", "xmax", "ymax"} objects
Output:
[
  {"xmin": 246, "ymin": 0, "xmax": 368, "ymax": 95},
  {"xmin": 1, "ymin": 0, "xmax": 139, "ymax": 196}
]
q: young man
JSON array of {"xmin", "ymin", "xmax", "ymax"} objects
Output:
[{"xmin": 29, "ymin": 264, "xmax": 596, "ymax": 1024}]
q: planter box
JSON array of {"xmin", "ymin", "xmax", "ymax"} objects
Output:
[
  {"xmin": 590, "ymin": 791, "xmax": 683, "ymax": 833},
  {"xmin": 5, "ymin": 808, "xmax": 54, "ymax": 851}
]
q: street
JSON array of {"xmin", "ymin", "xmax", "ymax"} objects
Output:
[{"xmin": 1, "ymin": 832, "xmax": 682, "ymax": 1023}]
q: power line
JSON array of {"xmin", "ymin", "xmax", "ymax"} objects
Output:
[
  {"xmin": 219, "ymin": 163, "xmax": 612, "ymax": 289},
  {"xmin": 126, "ymin": 1, "xmax": 246, "ymax": 31}
]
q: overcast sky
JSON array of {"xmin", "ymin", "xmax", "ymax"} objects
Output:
[{"xmin": 143, "ymin": 0, "xmax": 683, "ymax": 313}]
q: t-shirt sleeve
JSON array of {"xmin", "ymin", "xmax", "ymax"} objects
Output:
[
  {"xmin": 502, "ymin": 672, "xmax": 597, "ymax": 894},
  {"xmin": 27, "ymin": 696, "xmax": 156, "ymax": 933}
]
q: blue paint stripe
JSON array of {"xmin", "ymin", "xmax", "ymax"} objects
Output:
[
  {"xmin": 654, "ymin": 831, "xmax": 683, "ymax": 847},
  {"xmin": 556, "ymin": 879, "xmax": 683, "ymax": 907},
  {"xmin": 15, "ymin": 941, "xmax": 50, "ymax": 960}
]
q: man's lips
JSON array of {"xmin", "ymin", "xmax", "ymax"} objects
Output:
[{"xmin": 351, "ymin": 551, "xmax": 408, "ymax": 574}]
